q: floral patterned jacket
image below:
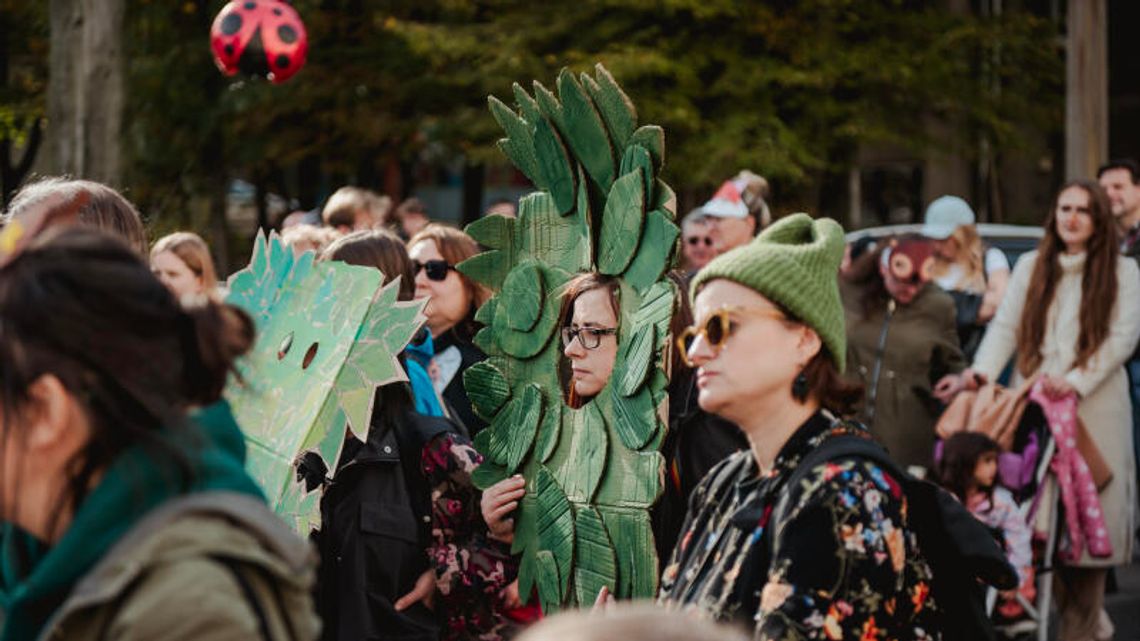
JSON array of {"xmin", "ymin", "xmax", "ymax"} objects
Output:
[
  {"xmin": 658, "ymin": 411, "xmax": 942, "ymax": 640},
  {"xmin": 422, "ymin": 434, "xmax": 522, "ymax": 641}
]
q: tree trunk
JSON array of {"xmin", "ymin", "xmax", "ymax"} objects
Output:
[
  {"xmin": 48, "ymin": 0, "xmax": 125, "ymax": 184},
  {"xmin": 1065, "ymin": 0, "xmax": 1108, "ymax": 180}
]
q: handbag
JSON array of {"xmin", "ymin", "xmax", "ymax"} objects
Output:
[{"xmin": 935, "ymin": 377, "xmax": 1037, "ymax": 451}]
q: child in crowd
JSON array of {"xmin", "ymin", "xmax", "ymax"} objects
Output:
[{"xmin": 937, "ymin": 432, "xmax": 1036, "ymax": 634}]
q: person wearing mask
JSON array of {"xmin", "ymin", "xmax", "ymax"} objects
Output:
[
  {"xmin": 150, "ymin": 231, "xmax": 219, "ymax": 302},
  {"xmin": 0, "ymin": 219, "xmax": 318, "ymax": 639},
  {"xmin": 922, "ymin": 196, "xmax": 1011, "ymax": 360},
  {"xmin": 842, "ymin": 235, "xmax": 965, "ymax": 473},
  {"xmin": 699, "ymin": 170, "xmax": 771, "ymax": 255},
  {"xmin": 407, "ymin": 224, "xmax": 490, "ymax": 435},
  {"xmin": 658, "ymin": 214, "xmax": 939, "ymax": 639},
  {"xmin": 936, "ymin": 180, "xmax": 1140, "ymax": 641}
]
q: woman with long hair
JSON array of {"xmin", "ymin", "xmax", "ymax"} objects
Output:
[
  {"xmin": 151, "ymin": 231, "xmax": 219, "ymax": 301},
  {"xmin": 0, "ymin": 221, "xmax": 318, "ymax": 639},
  {"xmin": 408, "ymin": 224, "xmax": 491, "ymax": 435},
  {"xmin": 936, "ymin": 180, "xmax": 1140, "ymax": 641},
  {"xmin": 657, "ymin": 214, "xmax": 940, "ymax": 638}
]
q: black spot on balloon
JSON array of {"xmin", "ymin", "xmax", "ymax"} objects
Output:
[
  {"xmin": 278, "ymin": 25, "xmax": 297, "ymax": 44},
  {"xmin": 243, "ymin": 1, "xmax": 256, "ymax": 10},
  {"xmin": 273, "ymin": 7, "xmax": 283, "ymax": 16},
  {"xmin": 220, "ymin": 13, "xmax": 242, "ymax": 36},
  {"xmin": 224, "ymin": 44, "xmax": 234, "ymax": 56},
  {"xmin": 276, "ymin": 54, "xmax": 291, "ymax": 69}
]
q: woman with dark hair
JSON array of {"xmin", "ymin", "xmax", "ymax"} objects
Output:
[
  {"xmin": 658, "ymin": 214, "xmax": 940, "ymax": 639},
  {"xmin": 0, "ymin": 223, "xmax": 317, "ymax": 639},
  {"xmin": 408, "ymin": 224, "xmax": 491, "ymax": 435},
  {"xmin": 937, "ymin": 180, "xmax": 1140, "ymax": 641},
  {"xmin": 841, "ymin": 234, "xmax": 965, "ymax": 474},
  {"xmin": 5, "ymin": 176, "xmax": 148, "ymax": 255}
]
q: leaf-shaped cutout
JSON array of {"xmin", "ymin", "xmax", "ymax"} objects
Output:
[
  {"xmin": 482, "ymin": 395, "xmax": 521, "ymax": 465},
  {"xmin": 585, "ymin": 64, "xmax": 637, "ymax": 150},
  {"xmin": 597, "ymin": 169, "xmax": 646, "ymax": 275},
  {"xmin": 599, "ymin": 508, "xmax": 658, "ymax": 598},
  {"xmin": 506, "ymin": 384, "xmax": 543, "ymax": 472},
  {"xmin": 629, "ymin": 126, "xmax": 665, "ymax": 171},
  {"xmin": 513, "ymin": 82, "xmax": 542, "ymax": 125},
  {"xmin": 619, "ymin": 144, "xmax": 654, "ymax": 206},
  {"xmin": 458, "ymin": 250, "xmax": 509, "ymax": 292},
  {"xmin": 475, "ymin": 295, "xmax": 497, "ymax": 326},
  {"xmin": 535, "ymin": 397, "xmax": 562, "ymax": 463},
  {"xmin": 574, "ymin": 165, "xmax": 594, "ymax": 264},
  {"xmin": 616, "ymin": 323, "xmax": 655, "ymax": 397},
  {"xmin": 466, "ymin": 213, "xmax": 515, "ymax": 251},
  {"xmin": 574, "ymin": 507, "xmax": 618, "ymax": 606},
  {"xmin": 533, "ymin": 117, "xmax": 577, "ymax": 215},
  {"xmin": 473, "ymin": 326, "xmax": 496, "ymax": 356},
  {"xmin": 558, "ymin": 68, "xmax": 615, "ymax": 192},
  {"xmin": 535, "ymin": 465, "xmax": 574, "ymax": 600},
  {"xmin": 552, "ymin": 400, "xmax": 609, "ymax": 502},
  {"xmin": 612, "ymin": 387, "xmax": 658, "ymax": 450},
  {"xmin": 622, "ymin": 210, "xmax": 681, "ymax": 293},
  {"xmin": 471, "ymin": 460, "xmax": 509, "ymax": 490},
  {"xmin": 535, "ymin": 551, "xmax": 562, "ymax": 614},
  {"xmin": 498, "ymin": 263, "xmax": 544, "ymax": 332},
  {"xmin": 532, "ymin": 81, "xmax": 565, "ymax": 131},
  {"xmin": 513, "ymin": 489, "xmax": 538, "ymax": 593},
  {"xmin": 653, "ymin": 180, "xmax": 677, "ymax": 219},
  {"xmin": 489, "ymin": 96, "xmax": 542, "ymax": 187},
  {"xmin": 464, "ymin": 361, "xmax": 511, "ymax": 421}
]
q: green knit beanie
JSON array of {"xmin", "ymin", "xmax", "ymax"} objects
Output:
[{"xmin": 690, "ymin": 213, "xmax": 847, "ymax": 371}]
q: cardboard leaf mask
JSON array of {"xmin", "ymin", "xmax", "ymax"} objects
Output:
[{"xmin": 225, "ymin": 232, "xmax": 426, "ymax": 531}]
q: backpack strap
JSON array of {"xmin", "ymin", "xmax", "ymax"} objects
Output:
[
  {"xmin": 209, "ymin": 555, "xmax": 287, "ymax": 641},
  {"xmin": 769, "ymin": 433, "xmax": 897, "ymax": 559}
]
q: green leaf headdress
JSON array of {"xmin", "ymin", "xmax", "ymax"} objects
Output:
[
  {"xmin": 461, "ymin": 65, "xmax": 680, "ymax": 611},
  {"xmin": 225, "ymin": 232, "xmax": 427, "ymax": 532}
]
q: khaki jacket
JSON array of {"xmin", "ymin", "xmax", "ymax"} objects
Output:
[{"xmin": 36, "ymin": 492, "xmax": 320, "ymax": 641}]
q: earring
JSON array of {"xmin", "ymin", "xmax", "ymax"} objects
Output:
[{"xmin": 792, "ymin": 372, "xmax": 809, "ymax": 401}]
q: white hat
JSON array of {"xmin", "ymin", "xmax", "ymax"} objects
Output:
[
  {"xmin": 922, "ymin": 195, "xmax": 976, "ymax": 240},
  {"xmin": 700, "ymin": 178, "xmax": 751, "ymax": 219}
]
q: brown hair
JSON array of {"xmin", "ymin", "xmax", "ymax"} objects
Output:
[
  {"xmin": 408, "ymin": 223, "xmax": 490, "ymax": 310},
  {"xmin": 6, "ymin": 177, "xmax": 148, "ymax": 256},
  {"xmin": 322, "ymin": 186, "xmax": 392, "ymax": 230},
  {"xmin": 1016, "ymin": 180, "xmax": 1119, "ymax": 377},
  {"xmin": 0, "ymin": 227, "xmax": 253, "ymax": 524},
  {"xmin": 556, "ymin": 273, "xmax": 622, "ymax": 407},
  {"xmin": 321, "ymin": 229, "xmax": 415, "ymax": 301},
  {"xmin": 151, "ymin": 232, "xmax": 218, "ymax": 297},
  {"xmin": 766, "ymin": 299, "xmax": 863, "ymax": 416}
]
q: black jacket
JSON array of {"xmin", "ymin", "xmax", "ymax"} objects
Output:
[
  {"xmin": 434, "ymin": 326, "xmax": 487, "ymax": 437},
  {"xmin": 315, "ymin": 403, "xmax": 459, "ymax": 641}
]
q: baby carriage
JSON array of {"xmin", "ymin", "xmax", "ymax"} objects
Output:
[{"xmin": 936, "ymin": 381, "xmax": 1115, "ymax": 641}]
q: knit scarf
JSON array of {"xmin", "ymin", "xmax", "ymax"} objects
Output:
[{"xmin": 0, "ymin": 401, "xmax": 264, "ymax": 641}]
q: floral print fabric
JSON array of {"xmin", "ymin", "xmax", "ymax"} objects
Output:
[
  {"xmin": 422, "ymin": 434, "xmax": 520, "ymax": 641},
  {"xmin": 658, "ymin": 412, "xmax": 942, "ymax": 640}
]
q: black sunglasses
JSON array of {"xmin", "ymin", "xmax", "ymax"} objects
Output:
[
  {"xmin": 413, "ymin": 259, "xmax": 456, "ymax": 281},
  {"xmin": 685, "ymin": 236, "xmax": 713, "ymax": 247}
]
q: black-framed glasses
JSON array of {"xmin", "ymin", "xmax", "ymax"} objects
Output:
[
  {"xmin": 685, "ymin": 236, "xmax": 713, "ymax": 247},
  {"xmin": 413, "ymin": 259, "xmax": 455, "ymax": 282},
  {"xmin": 561, "ymin": 326, "xmax": 618, "ymax": 350},
  {"xmin": 676, "ymin": 306, "xmax": 786, "ymax": 367}
]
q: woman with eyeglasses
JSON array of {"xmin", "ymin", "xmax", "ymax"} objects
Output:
[
  {"xmin": 658, "ymin": 214, "xmax": 941, "ymax": 640},
  {"xmin": 407, "ymin": 224, "xmax": 491, "ymax": 436},
  {"xmin": 841, "ymin": 234, "xmax": 965, "ymax": 474}
]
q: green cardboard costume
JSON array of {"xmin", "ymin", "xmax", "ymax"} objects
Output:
[
  {"xmin": 461, "ymin": 65, "xmax": 680, "ymax": 611},
  {"xmin": 224, "ymin": 232, "xmax": 427, "ymax": 532}
]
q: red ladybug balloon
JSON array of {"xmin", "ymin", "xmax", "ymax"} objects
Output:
[{"xmin": 210, "ymin": 0, "xmax": 308, "ymax": 84}]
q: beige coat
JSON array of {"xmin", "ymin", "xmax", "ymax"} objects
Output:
[
  {"xmin": 36, "ymin": 492, "xmax": 320, "ymax": 640},
  {"xmin": 973, "ymin": 250, "xmax": 1140, "ymax": 566}
]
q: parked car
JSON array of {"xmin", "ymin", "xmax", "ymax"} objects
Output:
[{"xmin": 845, "ymin": 223, "xmax": 1044, "ymax": 267}]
